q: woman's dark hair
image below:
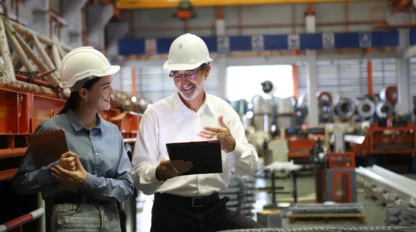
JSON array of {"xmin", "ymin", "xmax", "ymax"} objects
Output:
[{"xmin": 58, "ymin": 76, "xmax": 101, "ymax": 114}]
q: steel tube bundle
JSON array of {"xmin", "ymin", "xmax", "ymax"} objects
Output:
[
  {"xmin": 356, "ymin": 166, "xmax": 416, "ymax": 207},
  {"xmin": 288, "ymin": 203, "xmax": 364, "ymax": 214}
]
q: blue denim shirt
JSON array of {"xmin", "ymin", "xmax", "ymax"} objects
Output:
[{"xmin": 12, "ymin": 109, "xmax": 134, "ymax": 203}]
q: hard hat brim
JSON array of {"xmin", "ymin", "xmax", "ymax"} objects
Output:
[
  {"xmin": 60, "ymin": 65, "xmax": 121, "ymax": 89},
  {"xmin": 162, "ymin": 59, "xmax": 212, "ymax": 71},
  {"xmin": 106, "ymin": 65, "xmax": 121, "ymax": 76}
]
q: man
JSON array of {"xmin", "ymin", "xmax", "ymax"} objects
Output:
[{"xmin": 132, "ymin": 33, "xmax": 263, "ymax": 232}]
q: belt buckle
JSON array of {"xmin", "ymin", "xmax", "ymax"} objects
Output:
[{"xmin": 192, "ymin": 197, "xmax": 203, "ymax": 207}]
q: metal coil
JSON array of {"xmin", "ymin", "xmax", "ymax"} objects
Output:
[
  {"xmin": 380, "ymin": 86, "xmax": 398, "ymax": 105},
  {"xmin": 376, "ymin": 101, "xmax": 395, "ymax": 118},
  {"xmin": 318, "ymin": 99, "xmax": 333, "ymax": 121},
  {"xmin": 334, "ymin": 98, "xmax": 357, "ymax": 120},
  {"xmin": 357, "ymin": 98, "xmax": 376, "ymax": 119},
  {"xmin": 317, "ymin": 91, "xmax": 333, "ymax": 104}
]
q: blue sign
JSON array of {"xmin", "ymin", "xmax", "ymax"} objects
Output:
[
  {"xmin": 359, "ymin": 32, "xmax": 372, "ymax": 48},
  {"xmin": 118, "ymin": 30, "xmax": 399, "ymax": 56},
  {"xmin": 322, "ymin": 33, "xmax": 335, "ymax": 49},
  {"xmin": 288, "ymin": 34, "xmax": 300, "ymax": 50},
  {"xmin": 251, "ymin": 35, "xmax": 264, "ymax": 51},
  {"xmin": 217, "ymin": 36, "xmax": 229, "ymax": 53}
]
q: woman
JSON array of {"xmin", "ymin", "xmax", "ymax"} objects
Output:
[{"xmin": 12, "ymin": 46, "xmax": 134, "ymax": 232}]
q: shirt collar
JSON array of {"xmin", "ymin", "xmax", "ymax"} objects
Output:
[
  {"xmin": 173, "ymin": 91, "xmax": 215, "ymax": 115},
  {"xmin": 66, "ymin": 109, "xmax": 106, "ymax": 133}
]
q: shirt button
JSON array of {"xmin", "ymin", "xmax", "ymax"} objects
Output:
[{"xmin": 94, "ymin": 152, "xmax": 98, "ymax": 156}]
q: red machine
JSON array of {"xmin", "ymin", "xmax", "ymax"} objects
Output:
[
  {"xmin": 350, "ymin": 121, "xmax": 416, "ymax": 156},
  {"xmin": 287, "ymin": 138, "xmax": 316, "ymax": 159},
  {"xmin": 315, "ymin": 152, "xmax": 357, "ymax": 203},
  {"xmin": 327, "ymin": 152, "xmax": 356, "ymax": 203}
]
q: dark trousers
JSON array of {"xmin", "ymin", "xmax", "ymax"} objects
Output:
[{"xmin": 151, "ymin": 193, "xmax": 265, "ymax": 232}]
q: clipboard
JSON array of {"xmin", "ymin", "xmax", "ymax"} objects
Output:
[
  {"xmin": 28, "ymin": 129, "xmax": 69, "ymax": 168},
  {"xmin": 166, "ymin": 140, "xmax": 223, "ymax": 175}
]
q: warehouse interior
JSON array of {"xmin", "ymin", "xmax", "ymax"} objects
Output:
[{"xmin": 2, "ymin": 0, "xmax": 416, "ymax": 231}]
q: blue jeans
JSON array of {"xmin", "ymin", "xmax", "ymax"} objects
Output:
[{"xmin": 50, "ymin": 203, "xmax": 121, "ymax": 232}]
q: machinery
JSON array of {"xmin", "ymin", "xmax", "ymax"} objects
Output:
[
  {"xmin": 309, "ymin": 136, "xmax": 357, "ymax": 204},
  {"xmin": 347, "ymin": 117, "xmax": 416, "ymax": 173},
  {"xmin": 286, "ymin": 127, "xmax": 326, "ymax": 163}
]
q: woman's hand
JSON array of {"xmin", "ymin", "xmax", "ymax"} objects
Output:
[
  {"xmin": 52, "ymin": 155, "xmax": 88, "ymax": 188},
  {"xmin": 59, "ymin": 151, "xmax": 77, "ymax": 171}
]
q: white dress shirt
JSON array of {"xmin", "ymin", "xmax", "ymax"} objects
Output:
[{"xmin": 132, "ymin": 91, "xmax": 258, "ymax": 197}]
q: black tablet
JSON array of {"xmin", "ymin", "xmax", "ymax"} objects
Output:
[{"xmin": 166, "ymin": 140, "xmax": 223, "ymax": 175}]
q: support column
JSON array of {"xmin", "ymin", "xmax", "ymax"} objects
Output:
[
  {"xmin": 28, "ymin": 0, "xmax": 49, "ymax": 37},
  {"xmin": 106, "ymin": 22, "xmax": 129, "ymax": 57},
  {"xmin": 307, "ymin": 50, "xmax": 319, "ymax": 127},
  {"xmin": 304, "ymin": 3, "xmax": 318, "ymax": 127},
  {"xmin": 215, "ymin": 7, "xmax": 227, "ymax": 100},
  {"xmin": 0, "ymin": 0, "xmax": 34, "ymax": 25},
  {"xmin": 217, "ymin": 56, "xmax": 227, "ymax": 100},
  {"xmin": 62, "ymin": 0, "xmax": 88, "ymax": 47},
  {"xmin": 396, "ymin": 29, "xmax": 412, "ymax": 115},
  {"xmin": 87, "ymin": 4, "xmax": 114, "ymax": 51}
]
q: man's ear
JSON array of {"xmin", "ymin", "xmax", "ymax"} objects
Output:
[{"xmin": 204, "ymin": 63, "xmax": 211, "ymax": 78}]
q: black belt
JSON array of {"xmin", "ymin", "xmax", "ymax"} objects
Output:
[
  {"xmin": 53, "ymin": 195, "xmax": 103, "ymax": 205},
  {"xmin": 154, "ymin": 192, "xmax": 219, "ymax": 208}
]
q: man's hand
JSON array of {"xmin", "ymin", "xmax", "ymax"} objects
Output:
[
  {"xmin": 51, "ymin": 155, "xmax": 87, "ymax": 188},
  {"xmin": 59, "ymin": 151, "xmax": 77, "ymax": 171},
  {"xmin": 198, "ymin": 116, "xmax": 236, "ymax": 153},
  {"xmin": 156, "ymin": 159, "xmax": 193, "ymax": 182}
]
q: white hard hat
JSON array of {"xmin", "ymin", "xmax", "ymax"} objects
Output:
[
  {"xmin": 60, "ymin": 46, "xmax": 120, "ymax": 89},
  {"xmin": 163, "ymin": 33, "xmax": 212, "ymax": 71}
]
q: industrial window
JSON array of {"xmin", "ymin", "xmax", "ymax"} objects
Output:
[
  {"xmin": 296, "ymin": 58, "xmax": 397, "ymax": 102},
  {"xmin": 226, "ymin": 65, "xmax": 294, "ymax": 102}
]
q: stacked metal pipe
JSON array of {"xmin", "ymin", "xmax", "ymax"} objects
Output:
[
  {"xmin": 219, "ymin": 175, "xmax": 256, "ymax": 218},
  {"xmin": 356, "ymin": 165, "xmax": 416, "ymax": 208},
  {"xmin": 385, "ymin": 204, "xmax": 416, "ymax": 226},
  {"xmin": 288, "ymin": 203, "xmax": 364, "ymax": 214}
]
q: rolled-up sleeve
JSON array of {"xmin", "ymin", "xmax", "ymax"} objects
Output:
[
  {"xmin": 12, "ymin": 122, "xmax": 59, "ymax": 195},
  {"xmin": 81, "ymin": 133, "xmax": 134, "ymax": 203}
]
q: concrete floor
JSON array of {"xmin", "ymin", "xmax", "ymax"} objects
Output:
[{"xmin": 134, "ymin": 172, "xmax": 393, "ymax": 232}]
